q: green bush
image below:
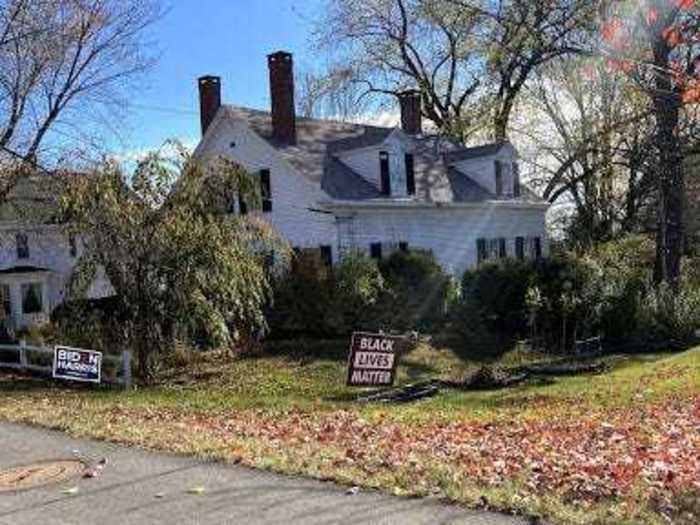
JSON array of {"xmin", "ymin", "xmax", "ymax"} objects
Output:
[
  {"xmin": 461, "ymin": 258, "xmax": 535, "ymax": 334},
  {"xmin": 268, "ymin": 249, "xmax": 454, "ymax": 338},
  {"xmin": 334, "ymin": 250, "xmax": 386, "ymax": 332},
  {"xmin": 51, "ymin": 297, "xmax": 125, "ymax": 352},
  {"xmin": 453, "ymin": 235, "xmax": 680, "ymax": 353},
  {"xmin": 268, "ymin": 250, "xmax": 385, "ymax": 337},
  {"xmin": 267, "ymin": 252, "xmax": 339, "ymax": 337},
  {"xmin": 377, "ymin": 250, "xmax": 453, "ymax": 332}
]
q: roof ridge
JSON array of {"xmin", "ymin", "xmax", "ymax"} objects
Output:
[{"xmin": 224, "ymin": 104, "xmax": 393, "ymax": 132}]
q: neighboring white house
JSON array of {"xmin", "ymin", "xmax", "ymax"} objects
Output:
[
  {"xmin": 194, "ymin": 51, "xmax": 549, "ymax": 276},
  {"xmin": 0, "ymin": 175, "xmax": 112, "ymax": 330}
]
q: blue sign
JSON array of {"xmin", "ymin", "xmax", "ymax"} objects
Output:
[{"xmin": 53, "ymin": 346, "xmax": 102, "ymax": 384}]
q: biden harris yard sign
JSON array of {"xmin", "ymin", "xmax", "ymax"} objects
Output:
[
  {"xmin": 347, "ymin": 332, "xmax": 404, "ymax": 387},
  {"xmin": 53, "ymin": 346, "xmax": 102, "ymax": 384}
]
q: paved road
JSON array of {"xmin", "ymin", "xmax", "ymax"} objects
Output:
[{"xmin": 0, "ymin": 423, "xmax": 526, "ymax": 525}]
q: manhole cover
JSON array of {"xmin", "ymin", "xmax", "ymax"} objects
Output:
[{"xmin": 0, "ymin": 460, "xmax": 85, "ymax": 493}]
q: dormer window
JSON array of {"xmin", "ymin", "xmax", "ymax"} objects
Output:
[
  {"xmin": 513, "ymin": 162, "xmax": 521, "ymax": 198},
  {"xmin": 405, "ymin": 153, "xmax": 416, "ymax": 195},
  {"xmin": 495, "ymin": 160, "xmax": 504, "ymax": 197},
  {"xmin": 379, "ymin": 151, "xmax": 391, "ymax": 196}
]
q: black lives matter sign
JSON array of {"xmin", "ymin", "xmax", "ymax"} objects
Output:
[
  {"xmin": 347, "ymin": 332, "xmax": 403, "ymax": 387},
  {"xmin": 53, "ymin": 346, "xmax": 102, "ymax": 384}
]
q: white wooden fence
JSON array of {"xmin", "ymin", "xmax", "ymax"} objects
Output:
[{"xmin": 0, "ymin": 342, "xmax": 132, "ymax": 390}]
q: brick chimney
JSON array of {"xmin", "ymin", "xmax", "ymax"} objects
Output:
[
  {"xmin": 400, "ymin": 91, "xmax": 422, "ymax": 135},
  {"xmin": 268, "ymin": 51, "xmax": 296, "ymax": 145},
  {"xmin": 198, "ymin": 75, "xmax": 221, "ymax": 136}
]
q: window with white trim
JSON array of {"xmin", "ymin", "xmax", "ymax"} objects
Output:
[{"xmin": 21, "ymin": 282, "xmax": 43, "ymax": 314}]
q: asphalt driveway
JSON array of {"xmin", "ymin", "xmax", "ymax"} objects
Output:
[{"xmin": 0, "ymin": 422, "xmax": 527, "ymax": 525}]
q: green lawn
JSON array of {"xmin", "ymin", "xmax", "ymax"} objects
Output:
[{"xmin": 1, "ymin": 341, "xmax": 699, "ymax": 525}]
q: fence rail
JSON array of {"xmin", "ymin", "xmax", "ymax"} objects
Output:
[{"xmin": 0, "ymin": 342, "xmax": 131, "ymax": 390}]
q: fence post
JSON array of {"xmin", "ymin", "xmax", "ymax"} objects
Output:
[
  {"xmin": 122, "ymin": 350, "xmax": 132, "ymax": 391},
  {"xmin": 18, "ymin": 340, "xmax": 27, "ymax": 370}
]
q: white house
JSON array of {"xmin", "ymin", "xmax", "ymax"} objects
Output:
[
  {"xmin": 0, "ymin": 175, "xmax": 112, "ymax": 331},
  {"xmin": 193, "ymin": 51, "xmax": 549, "ymax": 276}
]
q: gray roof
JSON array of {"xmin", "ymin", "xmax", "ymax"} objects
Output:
[
  {"xmin": 0, "ymin": 174, "xmax": 71, "ymax": 223},
  {"xmin": 445, "ymin": 142, "xmax": 508, "ymax": 163},
  {"xmin": 223, "ymin": 106, "xmax": 545, "ymax": 205},
  {"xmin": 321, "ymin": 157, "xmax": 383, "ymax": 200}
]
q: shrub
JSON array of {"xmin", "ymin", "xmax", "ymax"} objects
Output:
[
  {"xmin": 267, "ymin": 252, "xmax": 338, "ymax": 337},
  {"xmin": 639, "ymin": 274, "xmax": 700, "ymax": 343},
  {"xmin": 334, "ymin": 250, "xmax": 385, "ymax": 332},
  {"xmin": 377, "ymin": 250, "xmax": 453, "ymax": 332},
  {"xmin": 268, "ymin": 250, "xmax": 385, "ymax": 338},
  {"xmin": 461, "ymin": 258, "xmax": 535, "ymax": 334},
  {"xmin": 51, "ymin": 297, "xmax": 126, "ymax": 353},
  {"xmin": 268, "ymin": 249, "xmax": 454, "ymax": 338}
]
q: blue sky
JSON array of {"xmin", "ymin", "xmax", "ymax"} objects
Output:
[{"xmin": 114, "ymin": 0, "xmax": 323, "ymax": 158}]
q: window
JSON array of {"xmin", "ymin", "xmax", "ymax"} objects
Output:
[
  {"xmin": 526, "ymin": 237, "xmax": 543, "ymax": 260},
  {"xmin": 379, "ymin": 152, "xmax": 391, "ymax": 196},
  {"xmin": 16, "ymin": 233, "xmax": 29, "ymax": 259},
  {"xmin": 513, "ymin": 162, "xmax": 521, "ymax": 198},
  {"xmin": 1, "ymin": 284, "xmax": 11, "ymax": 317},
  {"xmin": 370, "ymin": 242, "xmax": 383, "ymax": 260},
  {"xmin": 320, "ymin": 245, "xmax": 333, "ymax": 268},
  {"xmin": 515, "ymin": 237, "xmax": 525, "ymax": 260},
  {"xmin": 21, "ymin": 282, "xmax": 43, "ymax": 314},
  {"xmin": 399, "ymin": 241, "xmax": 409, "ymax": 252},
  {"xmin": 238, "ymin": 194, "xmax": 248, "ymax": 216},
  {"xmin": 260, "ymin": 169, "xmax": 272, "ymax": 212},
  {"xmin": 405, "ymin": 153, "xmax": 416, "ymax": 195},
  {"xmin": 477, "ymin": 239, "xmax": 487, "ymax": 264},
  {"xmin": 477, "ymin": 238, "xmax": 507, "ymax": 264},
  {"xmin": 534, "ymin": 237, "xmax": 542, "ymax": 259},
  {"xmin": 495, "ymin": 160, "xmax": 504, "ymax": 197},
  {"xmin": 69, "ymin": 235, "xmax": 78, "ymax": 257}
]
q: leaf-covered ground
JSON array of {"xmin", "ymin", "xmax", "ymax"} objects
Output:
[{"xmin": 0, "ymin": 344, "xmax": 698, "ymax": 524}]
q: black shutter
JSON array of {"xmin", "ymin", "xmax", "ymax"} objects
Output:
[
  {"xmin": 495, "ymin": 161, "xmax": 503, "ymax": 197},
  {"xmin": 320, "ymin": 245, "xmax": 333, "ymax": 267},
  {"xmin": 69, "ymin": 235, "xmax": 78, "ymax": 257},
  {"xmin": 405, "ymin": 153, "xmax": 415, "ymax": 195},
  {"xmin": 370, "ymin": 242, "xmax": 383, "ymax": 259},
  {"xmin": 534, "ymin": 237, "xmax": 542, "ymax": 259},
  {"xmin": 238, "ymin": 194, "xmax": 248, "ymax": 216},
  {"xmin": 379, "ymin": 152, "xmax": 391, "ymax": 196},
  {"xmin": 477, "ymin": 238, "xmax": 487, "ymax": 264},
  {"xmin": 516, "ymin": 237, "xmax": 525, "ymax": 259},
  {"xmin": 513, "ymin": 162, "xmax": 521, "ymax": 198},
  {"xmin": 16, "ymin": 233, "xmax": 28, "ymax": 259},
  {"xmin": 499, "ymin": 238, "xmax": 507, "ymax": 258},
  {"xmin": 260, "ymin": 169, "xmax": 272, "ymax": 212}
]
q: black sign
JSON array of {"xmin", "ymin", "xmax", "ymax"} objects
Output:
[
  {"xmin": 53, "ymin": 346, "xmax": 102, "ymax": 384},
  {"xmin": 347, "ymin": 332, "xmax": 403, "ymax": 387}
]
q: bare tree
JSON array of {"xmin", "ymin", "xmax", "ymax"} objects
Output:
[
  {"xmin": 0, "ymin": 0, "xmax": 162, "ymax": 198},
  {"xmin": 461, "ymin": 0, "xmax": 599, "ymax": 141},
  {"xmin": 314, "ymin": 0, "xmax": 484, "ymax": 140},
  {"xmin": 519, "ymin": 57, "xmax": 658, "ymax": 246}
]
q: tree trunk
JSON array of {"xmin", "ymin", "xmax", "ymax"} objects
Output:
[{"xmin": 651, "ymin": 58, "xmax": 684, "ymax": 290}]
